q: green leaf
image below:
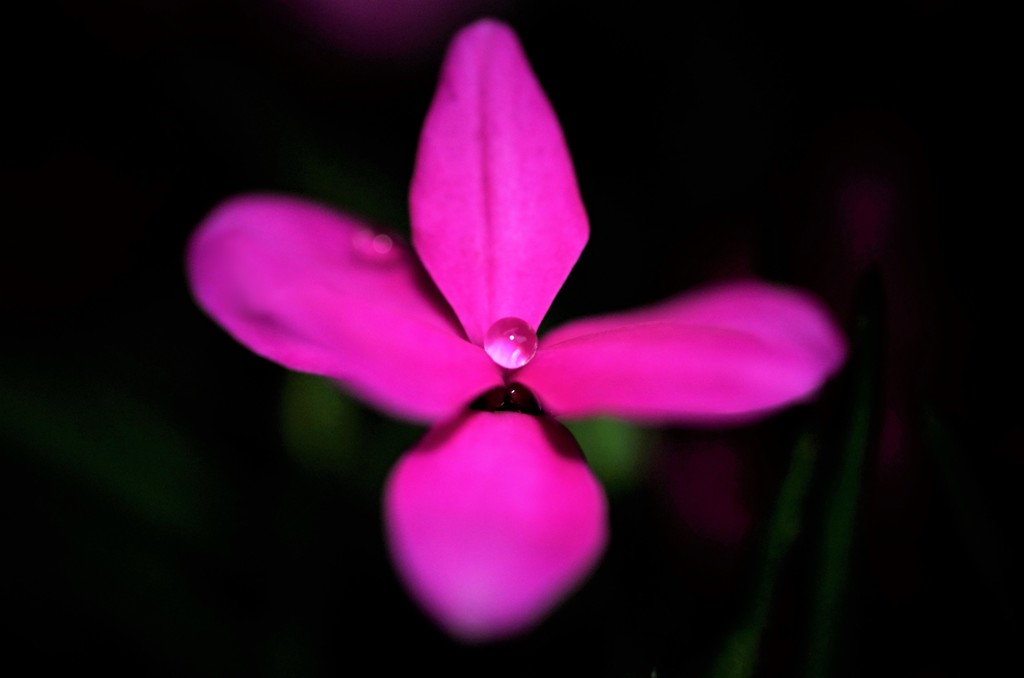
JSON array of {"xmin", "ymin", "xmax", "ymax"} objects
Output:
[
  {"xmin": 708, "ymin": 433, "xmax": 818, "ymax": 678},
  {"xmin": 0, "ymin": 371, "xmax": 228, "ymax": 542},
  {"xmin": 565, "ymin": 416, "xmax": 653, "ymax": 493},
  {"xmin": 802, "ymin": 271, "xmax": 883, "ymax": 678},
  {"xmin": 279, "ymin": 372, "xmax": 360, "ymax": 475}
]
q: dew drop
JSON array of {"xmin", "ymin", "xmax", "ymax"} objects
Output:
[
  {"xmin": 484, "ymin": 317, "xmax": 538, "ymax": 370},
  {"xmin": 351, "ymin": 228, "xmax": 399, "ymax": 263}
]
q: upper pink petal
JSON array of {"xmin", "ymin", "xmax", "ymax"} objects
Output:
[
  {"xmin": 383, "ymin": 410, "xmax": 608, "ymax": 642},
  {"xmin": 517, "ymin": 280, "xmax": 847, "ymax": 424},
  {"xmin": 409, "ymin": 19, "xmax": 589, "ymax": 345},
  {"xmin": 187, "ymin": 194, "xmax": 501, "ymax": 423}
]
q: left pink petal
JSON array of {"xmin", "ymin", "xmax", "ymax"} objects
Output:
[
  {"xmin": 383, "ymin": 410, "xmax": 608, "ymax": 642},
  {"xmin": 187, "ymin": 194, "xmax": 501, "ymax": 423},
  {"xmin": 518, "ymin": 280, "xmax": 847, "ymax": 424},
  {"xmin": 410, "ymin": 19, "xmax": 589, "ymax": 345}
]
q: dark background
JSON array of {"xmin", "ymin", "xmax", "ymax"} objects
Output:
[{"xmin": 2, "ymin": 1, "xmax": 1015, "ymax": 676}]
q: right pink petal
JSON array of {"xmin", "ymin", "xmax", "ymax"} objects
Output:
[
  {"xmin": 383, "ymin": 410, "xmax": 608, "ymax": 642},
  {"xmin": 187, "ymin": 194, "xmax": 501, "ymax": 423},
  {"xmin": 518, "ymin": 280, "xmax": 847, "ymax": 424}
]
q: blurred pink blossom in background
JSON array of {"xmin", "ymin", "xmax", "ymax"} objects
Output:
[
  {"xmin": 662, "ymin": 438, "xmax": 753, "ymax": 548},
  {"xmin": 269, "ymin": 0, "xmax": 513, "ymax": 61},
  {"xmin": 186, "ymin": 19, "xmax": 847, "ymax": 642},
  {"xmin": 789, "ymin": 111, "xmax": 960, "ymax": 606}
]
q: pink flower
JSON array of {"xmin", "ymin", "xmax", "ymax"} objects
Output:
[{"xmin": 186, "ymin": 19, "xmax": 847, "ymax": 642}]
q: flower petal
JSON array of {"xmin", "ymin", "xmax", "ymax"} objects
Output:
[
  {"xmin": 383, "ymin": 410, "xmax": 608, "ymax": 642},
  {"xmin": 518, "ymin": 280, "xmax": 847, "ymax": 424},
  {"xmin": 187, "ymin": 194, "xmax": 501, "ymax": 422},
  {"xmin": 409, "ymin": 19, "xmax": 589, "ymax": 345}
]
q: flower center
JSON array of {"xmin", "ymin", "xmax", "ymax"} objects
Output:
[
  {"xmin": 483, "ymin": 317, "xmax": 538, "ymax": 369},
  {"xmin": 471, "ymin": 382, "xmax": 542, "ymax": 415}
]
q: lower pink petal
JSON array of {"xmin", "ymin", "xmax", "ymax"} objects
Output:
[
  {"xmin": 383, "ymin": 410, "xmax": 608, "ymax": 642},
  {"xmin": 518, "ymin": 279, "xmax": 846, "ymax": 424},
  {"xmin": 187, "ymin": 194, "xmax": 501, "ymax": 422}
]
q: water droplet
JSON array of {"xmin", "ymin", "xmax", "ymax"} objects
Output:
[
  {"xmin": 351, "ymin": 228, "xmax": 399, "ymax": 263},
  {"xmin": 484, "ymin": 317, "xmax": 538, "ymax": 369}
]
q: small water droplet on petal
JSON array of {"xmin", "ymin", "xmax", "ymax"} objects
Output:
[
  {"xmin": 484, "ymin": 317, "xmax": 538, "ymax": 369},
  {"xmin": 352, "ymin": 228, "xmax": 399, "ymax": 263}
]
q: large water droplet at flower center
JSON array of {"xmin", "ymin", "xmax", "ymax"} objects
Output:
[{"xmin": 484, "ymin": 317, "xmax": 538, "ymax": 369}]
